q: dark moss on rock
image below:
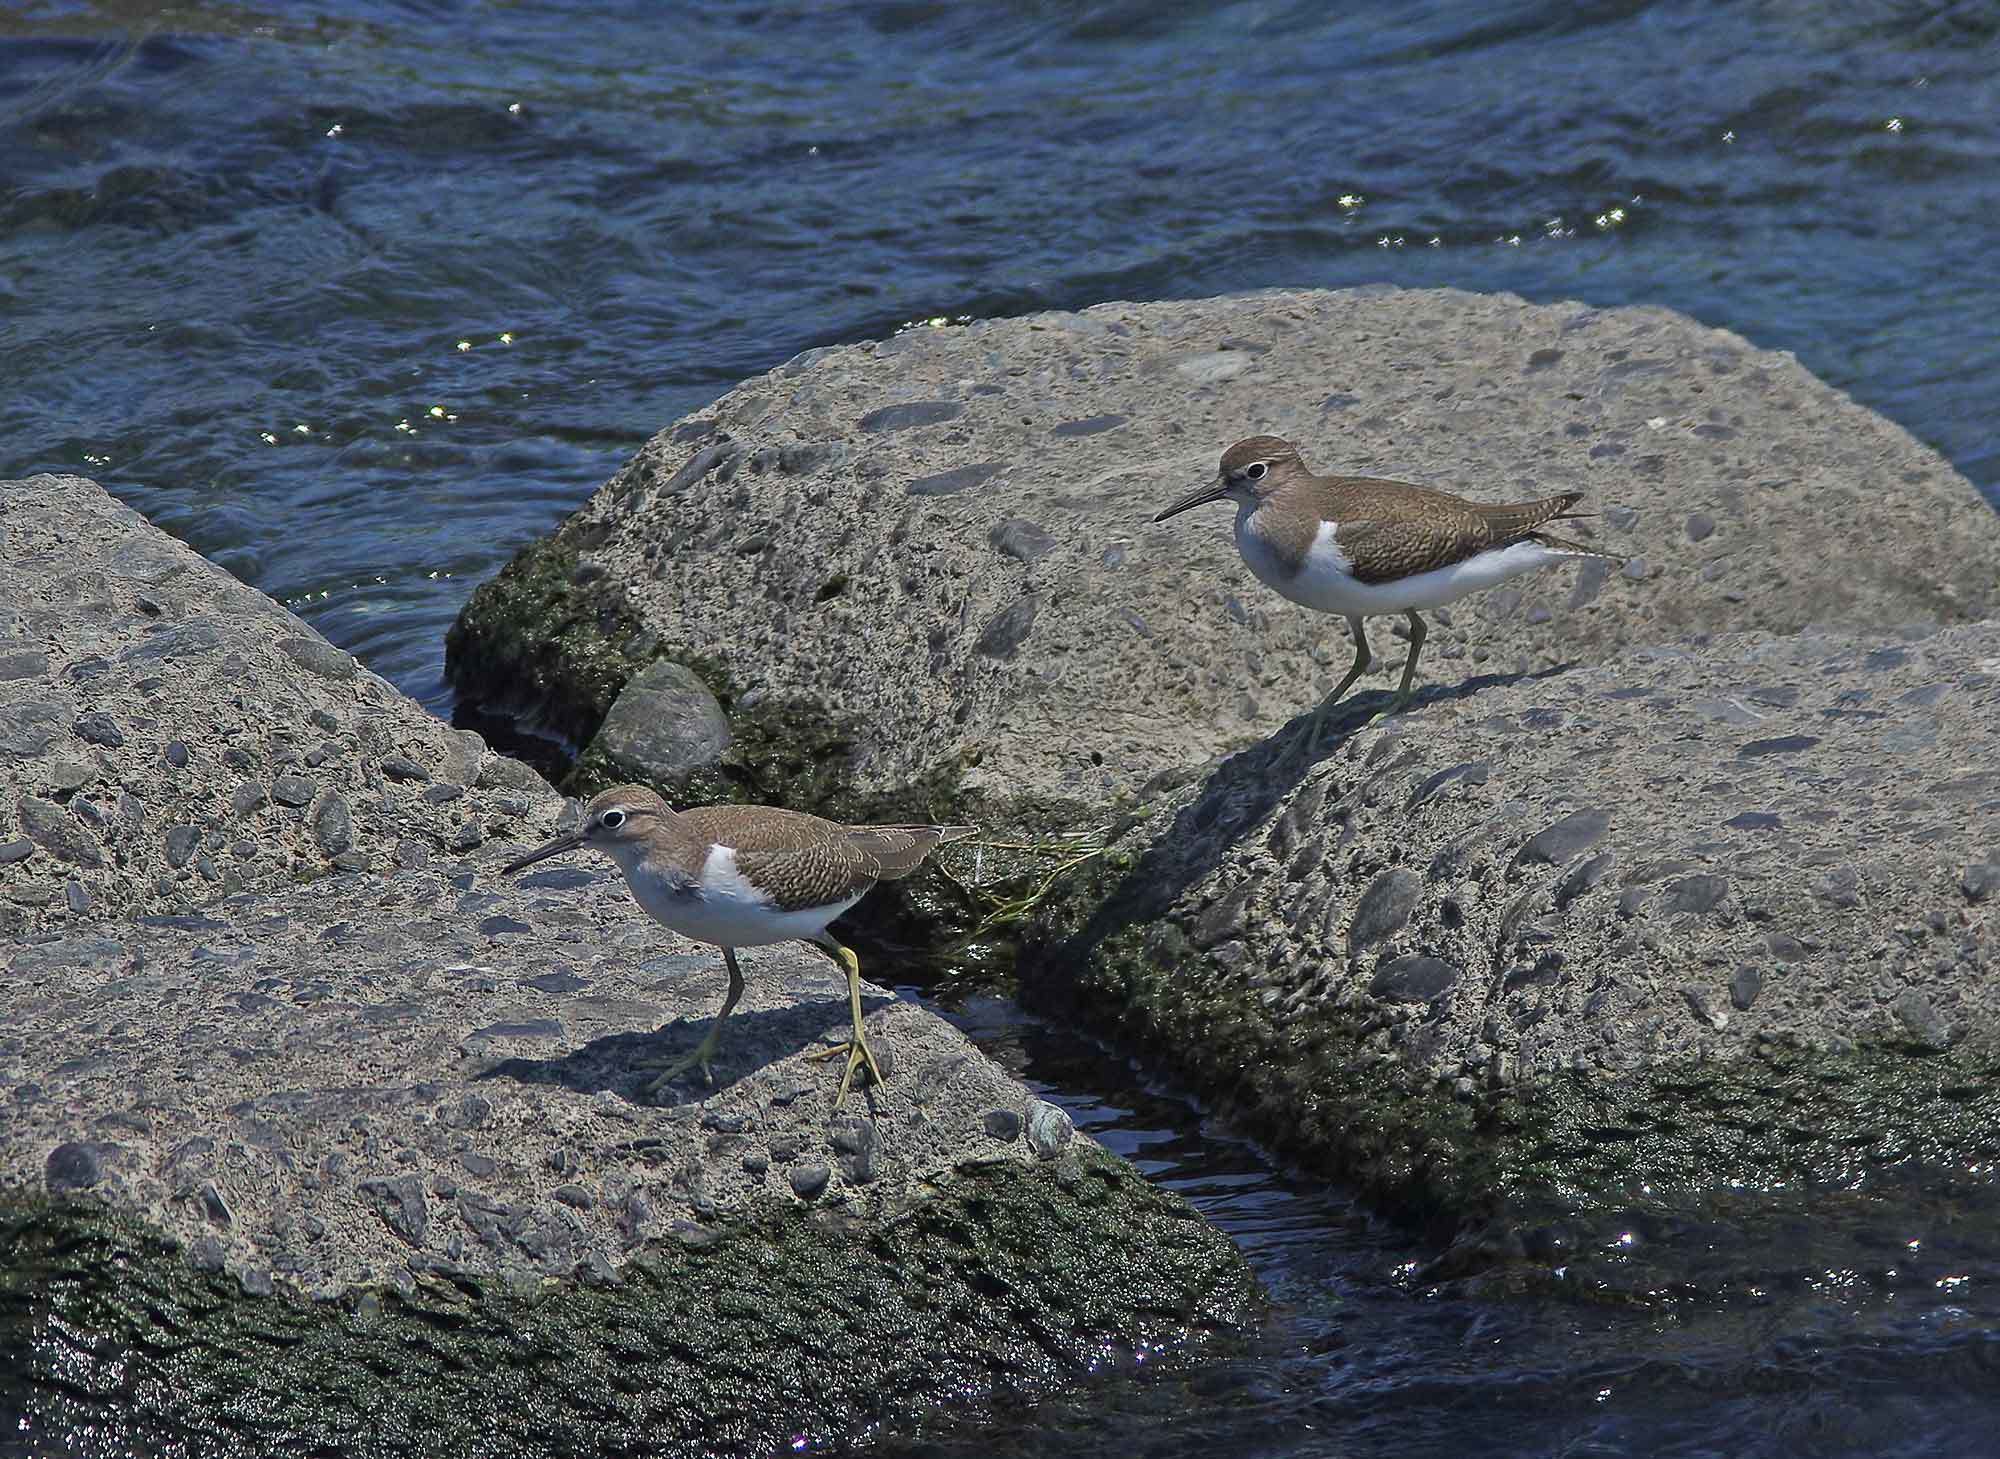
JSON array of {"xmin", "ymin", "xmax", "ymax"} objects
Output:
[
  {"xmin": 1022, "ymin": 621, "xmax": 2000, "ymax": 1295},
  {"xmin": 1, "ymin": 1148, "xmax": 1254, "ymax": 1459}
]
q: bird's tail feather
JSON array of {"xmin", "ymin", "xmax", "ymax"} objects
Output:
[
  {"xmin": 847, "ymin": 824, "xmax": 977, "ymax": 879},
  {"xmin": 1529, "ymin": 530, "xmax": 1624, "ymax": 563}
]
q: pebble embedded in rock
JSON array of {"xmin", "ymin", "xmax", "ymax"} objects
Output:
[
  {"xmin": 279, "ymin": 636, "xmax": 357, "ymax": 680},
  {"xmin": 231, "ymin": 781, "xmax": 269, "ymax": 818},
  {"xmin": 789, "ymin": 1164, "xmax": 831, "ymax": 1200},
  {"xmin": 358, "ymin": 1175, "xmax": 429, "ymax": 1247},
  {"xmin": 1686, "ymin": 513, "xmax": 1716, "ymax": 542},
  {"xmin": 73, "ymin": 712, "xmax": 125, "ymax": 748},
  {"xmin": 1662, "ymin": 874, "xmax": 1729, "ymax": 916},
  {"xmin": 64, "ymin": 880, "xmax": 90, "ymax": 915},
  {"xmin": 1729, "ymin": 966, "xmax": 1763, "ymax": 1011},
  {"xmin": 45, "ymin": 1140, "xmax": 106, "ymax": 1194},
  {"xmin": 18, "ymin": 797, "xmax": 102, "ymax": 868},
  {"xmin": 975, "ymin": 595, "xmax": 1038, "ymax": 658},
  {"xmin": 313, "ymin": 794, "xmax": 354, "ymax": 856},
  {"xmin": 1517, "ymin": 808, "xmax": 1612, "ymax": 866},
  {"xmin": 1348, "ymin": 868, "xmax": 1423, "ymax": 958},
  {"xmin": 989, "ymin": 518, "xmax": 1057, "ymax": 564},
  {"xmin": 1370, "ymin": 955, "xmax": 1461, "ymax": 1003},
  {"xmin": 828, "ymin": 1119, "xmax": 879, "ymax": 1185},
  {"xmin": 1024, "ymin": 1099, "xmax": 1074, "ymax": 1158},
  {"xmin": 1891, "ymin": 989, "xmax": 1950, "ymax": 1051},
  {"xmin": 983, "ymin": 1107, "xmax": 1023, "ymax": 1141},
  {"xmin": 271, "ymin": 773, "xmax": 314, "ymax": 808}
]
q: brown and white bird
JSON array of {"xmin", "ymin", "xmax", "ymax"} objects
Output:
[
  {"xmin": 1154, "ymin": 435, "xmax": 1622, "ymax": 750},
  {"xmin": 504, "ymin": 785, "xmax": 973, "ymax": 1107}
]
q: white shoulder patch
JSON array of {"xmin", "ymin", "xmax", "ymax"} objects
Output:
[{"xmin": 699, "ymin": 844, "xmax": 770, "ymax": 907}]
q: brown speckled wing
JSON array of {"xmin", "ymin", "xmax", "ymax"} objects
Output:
[
  {"xmin": 1325, "ymin": 479, "xmax": 1586, "ymax": 585},
  {"xmin": 680, "ymin": 806, "xmax": 970, "ymax": 913}
]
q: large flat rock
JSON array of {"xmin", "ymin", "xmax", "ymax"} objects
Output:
[
  {"xmin": 0, "ymin": 474, "xmax": 550, "ymax": 938},
  {"xmin": 0, "ymin": 475, "xmax": 1253, "ymax": 1455},
  {"xmin": 1020, "ymin": 619, "xmax": 2000, "ymax": 1280},
  {"xmin": 447, "ymin": 287, "xmax": 2000, "ymax": 840}
]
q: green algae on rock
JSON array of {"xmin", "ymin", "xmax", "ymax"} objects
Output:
[{"xmin": 1, "ymin": 1147, "xmax": 1253, "ymax": 1459}]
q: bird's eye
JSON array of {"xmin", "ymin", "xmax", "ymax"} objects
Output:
[
  {"xmin": 1245, "ymin": 462, "xmax": 1268, "ymax": 481},
  {"xmin": 599, "ymin": 808, "xmax": 627, "ymax": 830}
]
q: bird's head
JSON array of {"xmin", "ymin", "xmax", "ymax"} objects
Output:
[
  {"xmin": 1153, "ymin": 435, "xmax": 1307, "ymax": 521},
  {"xmin": 503, "ymin": 784, "xmax": 673, "ymax": 874}
]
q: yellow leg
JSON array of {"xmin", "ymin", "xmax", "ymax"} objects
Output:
[
  {"xmin": 1386, "ymin": 609, "xmax": 1427, "ymax": 714},
  {"xmin": 805, "ymin": 939, "xmax": 883, "ymax": 1108},
  {"xmin": 643, "ymin": 947, "xmax": 745, "ymax": 1095},
  {"xmin": 1290, "ymin": 614, "xmax": 1371, "ymax": 761}
]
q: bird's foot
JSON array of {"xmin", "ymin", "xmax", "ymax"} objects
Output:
[
  {"xmin": 641, "ymin": 1030, "xmax": 721, "ymax": 1097},
  {"xmin": 808, "ymin": 1028, "xmax": 884, "ymax": 1109}
]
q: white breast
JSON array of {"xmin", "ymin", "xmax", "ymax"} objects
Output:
[{"xmin": 621, "ymin": 844, "xmax": 860, "ymax": 949}]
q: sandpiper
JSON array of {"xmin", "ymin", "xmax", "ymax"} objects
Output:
[
  {"xmin": 503, "ymin": 785, "xmax": 973, "ymax": 1107},
  {"xmin": 1154, "ymin": 435, "xmax": 1622, "ymax": 748}
]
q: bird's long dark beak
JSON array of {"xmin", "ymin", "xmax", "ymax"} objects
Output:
[
  {"xmin": 1153, "ymin": 478, "xmax": 1232, "ymax": 522},
  {"xmin": 502, "ymin": 830, "xmax": 585, "ymax": 874}
]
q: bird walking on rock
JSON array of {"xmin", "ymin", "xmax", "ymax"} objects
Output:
[
  {"xmin": 503, "ymin": 785, "xmax": 973, "ymax": 1107},
  {"xmin": 1153, "ymin": 435, "xmax": 1623, "ymax": 751}
]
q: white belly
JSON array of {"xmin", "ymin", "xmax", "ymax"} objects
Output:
[
  {"xmin": 1236, "ymin": 507, "xmax": 1574, "ymax": 617},
  {"xmin": 620, "ymin": 846, "xmax": 860, "ymax": 948}
]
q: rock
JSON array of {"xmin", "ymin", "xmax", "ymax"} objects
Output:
[
  {"xmin": 1025, "ymin": 1099, "xmax": 1074, "ymax": 1158},
  {"xmin": 312, "ymin": 794, "xmax": 353, "ymax": 857},
  {"xmin": 446, "ymin": 289, "xmax": 2000, "ymax": 848},
  {"xmin": 0, "ymin": 475, "xmax": 564, "ymax": 935},
  {"xmin": 983, "ymin": 1107, "xmax": 1024, "ymax": 1141},
  {"xmin": 989, "ymin": 518, "xmax": 1057, "ymax": 564},
  {"xmin": 72, "ymin": 712, "xmax": 125, "ymax": 748},
  {"xmin": 1022, "ymin": 618, "xmax": 2000, "ymax": 1271},
  {"xmin": 44, "ymin": 1140, "xmax": 107, "ymax": 1194},
  {"xmin": 588, "ymin": 659, "xmax": 731, "ymax": 787},
  {"xmin": 1348, "ymin": 869, "xmax": 1423, "ymax": 958},
  {"xmin": 1371, "ymin": 955, "xmax": 1461, "ymax": 1003},
  {"xmin": 17, "ymin": 797, "xmax": 101, "ymax": 868},
  {"xmin": 1, "ymin": 471, "xmax": 1253, "ymax": 1453}
]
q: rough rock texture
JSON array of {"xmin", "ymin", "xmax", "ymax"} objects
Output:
[
  {"xmin": 0, "ymin": 474, "xmax": 550, "ymax": 937},
  {"xmin": 0, "ymin": 475, "xmax": 1253, "ymax": 1454},
  {"xmin": 446, "ymin": 288, "xmax": 2000, "ymax": 842},
  {"xmin": 1021, "ymin": 620, "xmax": 2000, "ymax": 1269},
  {"xmin": 5, "ymin": 861, "xmax": 1175, "ymax": 1298}
]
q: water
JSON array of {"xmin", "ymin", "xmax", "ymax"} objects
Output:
[
  {"xmin": 913, "ymin": 992, "xmax": 2000, "ymax": 1459},
  {"xmin": 6, "ymin": 1, "xmax": 2000, "ymax": 1452}
]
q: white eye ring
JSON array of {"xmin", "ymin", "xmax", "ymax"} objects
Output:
[
  {"xmin": 599, "ymin": 808, "xmax": 627, "ymax": 830},
  {"xmin": 1245, "ymin": 462, "xmax": 1268, "ymax": 481}
]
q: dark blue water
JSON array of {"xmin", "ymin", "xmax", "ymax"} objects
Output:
[{"xmin": 7, "ymin": 2, "xmax": 2000, "ymax": 1453}]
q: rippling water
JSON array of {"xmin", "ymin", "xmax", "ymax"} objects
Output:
[
  {"xmin": 6, "ymin": 1, "xmax": 2000, "ymax": 1453},
  {"xmin": 5, "ymin": 0, "xmax": 1998, "ymax": 714}
]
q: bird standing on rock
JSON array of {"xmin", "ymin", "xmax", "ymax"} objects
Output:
[
  {"xmin": 503, "ymin": 785, "xmax": 973, "ymax": 1107},
  {"xmin": 1153, "ymin": 435, "xmax": 1623, "ymax": 751}
]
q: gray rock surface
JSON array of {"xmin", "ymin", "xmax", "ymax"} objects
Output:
[
  {"xmin": 0, "ymin": 474, "xmax": 1252, "ymax": 1452},
  {"xmin": 447, "ymin": 288, "xmax": 2000, "ymax": 837},
  {"xmin": 1, "ymin": 854, "xmax": 1144, "ymax": 1298},
  {"xmin": 0, "ymin": 475, "xmax": 550, "ymax": 937},
  {"xmin": 1022, "ymin": 619, "xmax": 2000, "ymax": 1233}
]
